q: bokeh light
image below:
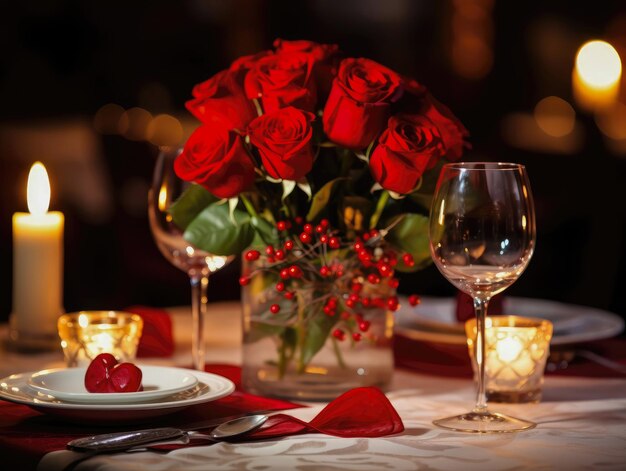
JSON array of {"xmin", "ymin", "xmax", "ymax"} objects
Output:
[
  {"xmin": 575, "ymin": 40, "xmax": 622, "ymax": 88},
  {"xmin": 93, "ymin": 103, "xmax": 125, "ymax": 134},
  {"xmin": 534, "ymin": 96, "xmax": 576, "ymax": 137},
  {"xmin": 118, "ymin": 107, "xmax": 153, "ymax": 141},
  {"xmin": 147, "ymin": 114, "xmax": 184, "ymax": 146},
  {"xmin": 596, "ymin": 103, "xmax": 626, "ymax": 140}
]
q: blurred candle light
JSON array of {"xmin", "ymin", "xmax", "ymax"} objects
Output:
[
  {"xmin": 10, "ymin": 162, "xmax": 64, "ymax": 349},
  {"xmin": 573, "ymin": 40, "xmax": 622, "ymax": 112},
  {"xmin": 534, "ymin": 96, "xmax": 576, "ymax": 137}
]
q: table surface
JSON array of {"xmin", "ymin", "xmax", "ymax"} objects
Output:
[{"xmin": 2, "ymin": 302, "xmax": 626, "ymax": 471}]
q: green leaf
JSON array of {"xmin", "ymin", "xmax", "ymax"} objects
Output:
[
  {"xmin": 168, "ymin": 184, "xmax": 219, "ymax": 230},
  {"xmin": 300, "ymin": 311, "xmax": 337, "ymax": 367},
  {"xmin": 250, "ymin": 215, "xmax": 279, "ymax": 247},
  {"xmin": 306, "ymin": 178, "xmax": 345, "ymax": 221},
  {"xmin": 386, "ymin": 213, "xmax": 432, "ymax": 272},
  {"xmin": 183, "ymin": 203, "xmax": 255, "ymax": 256},
  {"xmin": 247, "ymin": 321, "xmax": 285, "ymax": 343}
]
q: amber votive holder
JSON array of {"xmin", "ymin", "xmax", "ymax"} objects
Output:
[
  {"xmin": 465, "ymin": 315, "xmax": 553, "ymax": 403},
  {"xmin": 58, "ymin": 311, "xmax": 143, "ymax": 367}
]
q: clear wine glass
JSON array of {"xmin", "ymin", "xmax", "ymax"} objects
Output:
[
  {"xmin": 429, "ymin": 162, "xmax": 536, "ymax": 433},
  {"xmin": 148, "ymin": 147, "xmax": 233, "ymax": 371}
]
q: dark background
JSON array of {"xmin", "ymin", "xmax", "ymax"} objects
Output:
[{"xmin": 1, "ymin": 0, "xmax": 625, "ymax": 320}]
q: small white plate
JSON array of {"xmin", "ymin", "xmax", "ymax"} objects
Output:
[
  {"xmin": 27, "ymin": 366, "xmax": 198, "ymax": 404},
  {"xmin": 396, "ymin": 296, "xmax": 624, "ymax": 346},
  {"xmin": 0, "ymin": 369, "xmax": 234, "ymax": 423}
]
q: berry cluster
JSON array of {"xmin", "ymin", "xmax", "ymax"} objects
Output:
[{"xmin": 239, "ymin": 218, "xmax": 421, "ymax": 342}]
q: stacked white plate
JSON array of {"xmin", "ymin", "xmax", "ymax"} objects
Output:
[
  {"xmin": 395, "ymin": 296, "xmax": 625, "ymax": 345},
  {"xmin": 0, "ymin": 366, "xmax": 235, "ymax": 422}
]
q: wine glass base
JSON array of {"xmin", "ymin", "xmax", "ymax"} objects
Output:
[{"xmin": 433, "ymin": 410, "xmax": 536, "ymax": 433}]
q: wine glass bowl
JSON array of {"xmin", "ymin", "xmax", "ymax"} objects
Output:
[
  {"xmin": 429, "ymin": 162, "xmax": 536, "ymax": 433},
  {"xmin": 148, "ymin": 147, "xmax": 233, "ymax": 370}
]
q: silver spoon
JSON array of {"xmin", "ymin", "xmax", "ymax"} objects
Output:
[{"xmin": 67, "ymin": 414, "xmax": 268, "ymax": 453}]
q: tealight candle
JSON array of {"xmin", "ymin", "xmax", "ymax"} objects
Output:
[
  {"xmin": 9, "ymin": 162, "xmax": 64, "ymax": 349},
  {"xmin": 465, "ymin": 316, "xmax": 553, "ymax": 403},
  {"xmin": 58, "ymin": 311, "xmax": 144, "ymax": 367}
]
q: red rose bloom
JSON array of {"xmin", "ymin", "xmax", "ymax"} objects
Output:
[
  {"xmin": 273, "ymin": 39, "xmax": 339, "ymax": 97},
  {"xmin": 230, "ymin": 50, "xmax": 273, "ymax": 72},
  {"xmin": 244, "ymin": 51, "xmax": 317, "ymax": 113},
  {"xmin": 248, "ymin": 106, "xmax": 316, "ymax": 181},
  {"xmin": 323, "ymin": 58, "xmax": 402, "ymax": 149},
  {"xmin": 369, "ymin": 114, "xmax": 447, "ymax": 194},
  {"xmin": 186, "ymin": 69, "xmax": 257, "ymax": 131},
  {"xmin": 421, "ymin": 95, "xmax": 469, "ymax": 160},
  {"xmin": 174, "ymin": 124, "xmax": 256, "ymax": 199}
]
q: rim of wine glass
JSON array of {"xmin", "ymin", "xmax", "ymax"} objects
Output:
[{"xmin": 443, "ymin": 162, "xmax": 525, "ymax": 171}]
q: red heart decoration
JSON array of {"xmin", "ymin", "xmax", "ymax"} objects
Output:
[
  {"xmin": 109, "ymin": 363, "xmax": 143, "ymax": 392},
  {"xmin": 84, "ymin": 353, "xmax": 143, "ymax": 393}
]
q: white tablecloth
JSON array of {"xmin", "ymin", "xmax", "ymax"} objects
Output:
[{"xmin": 2, "ymin": 302, "xmax": 625, "ymax": 470}]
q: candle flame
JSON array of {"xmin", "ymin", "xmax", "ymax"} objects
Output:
[
  {"xmin": 575, "ymin": 40, "xmax": 622, "ymax": 89},
  {"xmin": 27, "ymin": 162, "xmax": 51, "ymax": 216}
]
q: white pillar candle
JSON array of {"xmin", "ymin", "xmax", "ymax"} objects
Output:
[{"xmin": 10, "ymin": 162, "xmax": 64, "ymax": 344}]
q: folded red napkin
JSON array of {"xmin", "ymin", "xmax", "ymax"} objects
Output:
[
  {"xmin": 0, "ymin": 365, "xmax": 300, "ymax": 469},
  {"xmin": 455, "ymin": 291, "xmax": 504, "ymax": 322},
  {"xmin": 394, "ymin": 334, "xmax": 626, "ymax": 378},
  {"xmin": 125, "ymin": 306, "xmax": 175, "ymax": 358}
]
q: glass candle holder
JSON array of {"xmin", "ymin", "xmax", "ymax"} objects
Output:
[
  {"xmin": 58, "ymin": 311, "xmax": 143, "ymax": 367},
  {"xmin": 465, "ymin": 316, "xmax": 553, "ymax": 403}
]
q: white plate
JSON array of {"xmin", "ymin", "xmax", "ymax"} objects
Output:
[
  {"xmin": 396, "ymin": 296, "xmax": 624, "ymax": 346},
  {"xmin": 0, "ymin": 369, "xmax": 234, "ymax": 423},
  {"xmin": 27, "ymin": 366, "xmax": 198, "ymax": 404}
]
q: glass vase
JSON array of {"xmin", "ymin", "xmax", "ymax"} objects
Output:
[{"xmin": 241, "ymin": 259, "xmax": 395, "ymax": 400}]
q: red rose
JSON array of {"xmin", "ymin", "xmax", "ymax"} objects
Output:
[
  {"xmin": 323, "ymin": 58, "xmax": 402, "ymax": 150},
  {"xmin": 244, "ymin": 51, "xmax": 317, "ymax": 113},
  {"xmin": 230, "ymin": 50, "xmax": 273, "ymax": 72},
  {"xmin": 273, "ymin": 39, "xmax": 339, "ymax": 97},
  {"xmin": 186, "ymin": 69, "xmax": 257, "ymax": 131},
  {"xmin": 174, "ymin": 124, "xmax": 256, "ymax": 199},
  {"xmin": 369, "ymin": 114, "xmax": 447, "ymax": 194},
  {"xmin": 247, "ymin": 106, "xmax": 316, "ymax": 181},
  {"xmin": 421, "ymin": 94, "xmax": 469, "ymax": 160}
]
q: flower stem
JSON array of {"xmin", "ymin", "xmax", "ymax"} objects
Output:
[
  {"xmin": 296, "ymin": 291, "xmax": 307, "ymax": 374},
  {"xmin": 240, "ymin": 194, "xmax": 259, "ymax": 219},
  {"xmin": 331, "ymin": 336, "xmax": 347, "ymax": 369},
  {"xmin": 369, "ymin": 190, "xmax": 390, "ymax": 229}
]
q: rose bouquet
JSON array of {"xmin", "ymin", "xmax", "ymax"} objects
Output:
[{"xmin": 169, "ymin": 39, "xmax": 468, "ymax": 396}]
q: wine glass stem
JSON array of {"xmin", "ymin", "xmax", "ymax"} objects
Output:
[
  {"xmin": 190, "ymin": 274, "xmax": 209, "ymax": 371},
  {"xmin": 473, "ymin": 296, "xmax": 490, "ymax": 412}
]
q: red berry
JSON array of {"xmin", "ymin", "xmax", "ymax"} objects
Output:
[
  {"xmin": 352, "ymin": 332, "xmax": 362, "ymax": 342},
  {"xmin": 275, "ymin": 249, "xmax": 285, "ymax": 261},
  {"xmin": 327, "ymin": 296, "xmax": 338, "ymax": 308},
  {"xmin": 358, "ymin": 320, "xmax": 371, "ymax": 332},
  {"xmin": 270, "ymin": 304, "xmax": 280, "ymax": 314},
  {"xmin": 328, "ymin": 237, "xmax": 340, "ymax": 249},
  {"xmin": 319, "ymin": 266, "xmax": 331, "ymax": 277},
  {"xmin": 288, "ymin": 265, "xmax": 303, "ymax": 278},
  {"xmin": 346, "ymin": 299, "xmax": 356, "ymax": 308},
  {"xmin": 387, "ymin": 296, "xmax": 399, "ymax": 311},
  {"xmin": 299, "ymin": 232, "xmax": 312, "ymax": 244},
  {"xmin": 351, "ymin": 282, "xmax": 363, "ymax": 293},
  {"xmin": 320, "ymin": 234, "xmax": 328, "ymax": 243},
  {"xmin": 409, "ymin": 294, "xmax": 421, "ymax": 306},
  {"xmin": 280, "ymin": 269, "xmax": 290, "ymax": 280},
  {"xmin": 284, "ymin": 291, "xmax": 295, "ymax": 300},
  {"xmin": 402, "ymin": 253, "xmax": 415, "ymax": 267},
  {"xmin": 353, "ymin": 241, "xmax": 364, "ymax": 251},
  {"xmin": 295, "ymin": 216, "xmax": 304, "ymax": 225},
  {"xmin": 388, "ymin": 278, "xmax": 400, "ymax": 289},
  {"xmin": 284, "ymin": 240, "xmax": 294, "ymax": 250},
  {"xmin": 361, "ymin": 297, "xmax": 371, "ymax": 308},
  {"xmin": 245, "ymin": 250, "xmax": 260, "ymax": 261},
  {"xmin": 275, "ymin": 282, "xmax": 285, "ymax": 292},
  {"xmin": 303, "ymin": 223, "xmax": 314, "ymax": 234},
  {"xmin": 348, "ymin": 293, "xmax": 359, "ymax": 303},
  {"xmin": 320, "ymin": 219, "xmax": 330, "ymax": 228},
  {"xmin": 267, "ymin": 256, "xmax": 275, "ymax": 264},
  {"xmin": 367, "ymin": 273, "xmax": 381, "ymax": 284},
  {"xmin": 340, "ymin": 311, "xmax": 351, "ymax": 320},
  {"xmin": 378, "ymin": 263, "xmax": 393, "ymax": 278},
  {"xmin": 332, "ymin": 329, "xmax": 346, "ymax": 341},
  {"xmin": 276, "ymin": 221, "xmax": 288, "ymax": 231},
  {"xmin": 315, "ymin": 225, "xmax": 325, "ymax": 234},
  {"xmin": 362, "ymin": 233, "xmax": 371, "ymax": 241},
  {"xmin": 323, "ymin": 305, "xmax": 335, "ymax": 316},
  {"xmin": 358, "ymin": 250, "xmax": 371, "ymax": 263},
  {"xmin": 369, "ymin": 229, "xmax": 379, "ymax": 238},
  {"xmin": 265, "ymin": 246, "xmax": 275, "ymax": 256},
  {"xmin": 239, "ymin": 276, "xmax": 251, "ymax": 286}
]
